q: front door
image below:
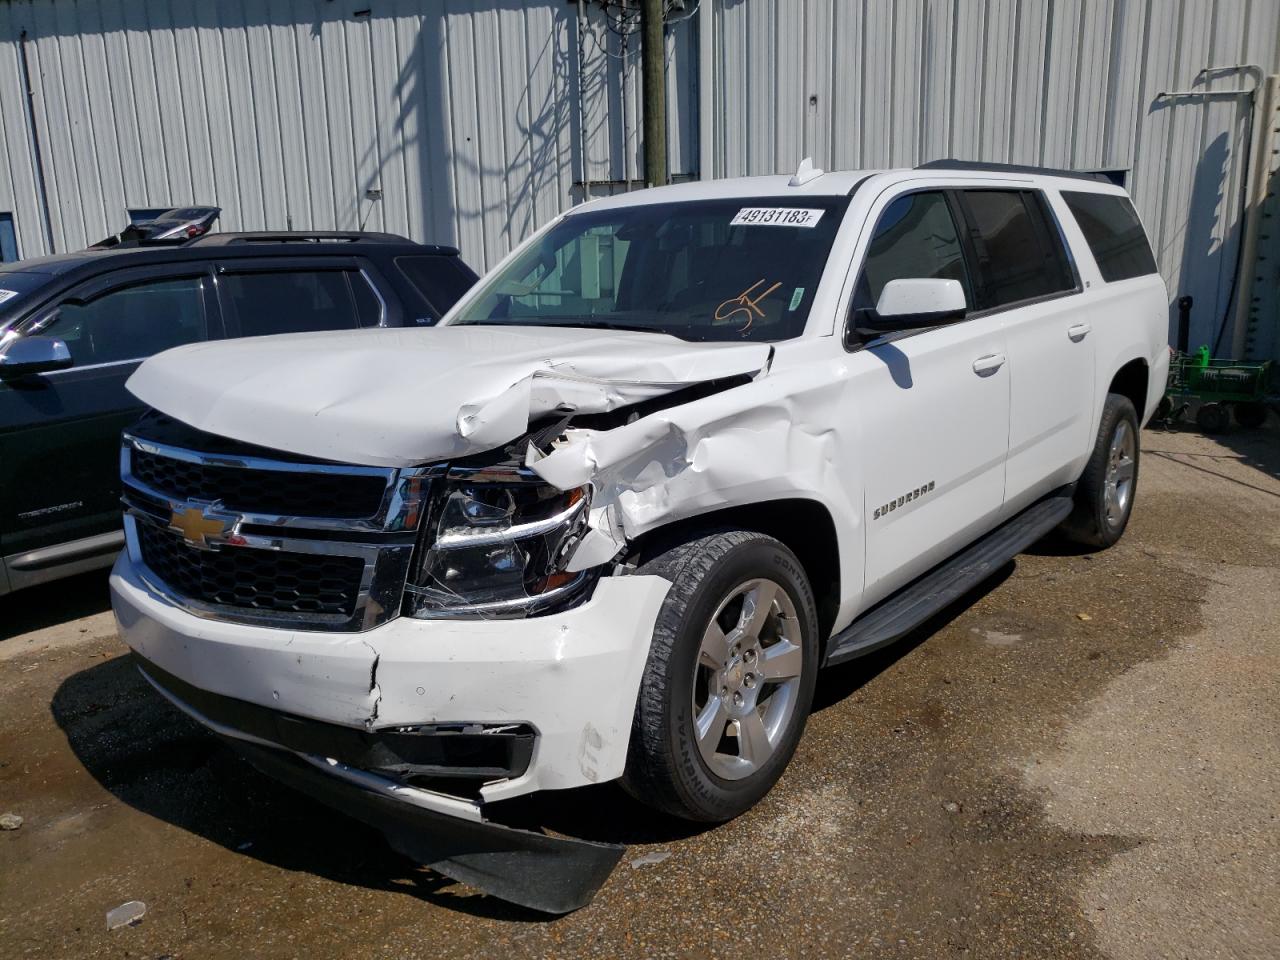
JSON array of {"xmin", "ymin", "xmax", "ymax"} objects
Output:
[
  {"xmin": 0, "ymin": 268, "xmax": 218, "ymax": 563},
  {"xmin": 845, "ymin": 188, "xmax": 1012, "ymax": 606}
]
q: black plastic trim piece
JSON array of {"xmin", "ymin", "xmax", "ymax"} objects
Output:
[
  {"xmin": 916, "ymin": 159, "xmax": 1112, "ymax": 183},
  {"xmin": 824, "ymin": 487, "xmax": 1075, "ymax": 665},
  {"xmin": 135, "ymin": 655, "xmax": 536, "ymax": 781},
  {"xmin": 227, "ymin": 737, "xmax": 624, "ymax": 914}
]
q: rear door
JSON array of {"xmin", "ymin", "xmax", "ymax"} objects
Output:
[
  {"xmin": 0, "ymin": 266, "xmax": 221, "ymax": 561},
  {"xmin": 952, "ymin": 189, "xmax": 1090, "ymax": 515},
  {"xmin": 846, "ymin": 188, "xmax": 1012, "ymax": 605},
  {"xmin": 212, "ymin": 258, "xmax": 389, "ymax": 336}
]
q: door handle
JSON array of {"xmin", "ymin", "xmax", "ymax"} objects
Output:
[
  {"xmin": 1068, "ymin": 322, "xmax": 1091, "ymax": 342},
  {"xmin": 972, "ymin": 353, "xmax": 1006, "ymax": 377}
]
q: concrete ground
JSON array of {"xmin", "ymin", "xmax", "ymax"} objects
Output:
[{"xmin": 1, "ymin": 420, "xmax": 1277, "ymax": 960}]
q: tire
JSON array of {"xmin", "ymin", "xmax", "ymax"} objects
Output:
[
  {"xmin": 1233, "ymin": 401, "xmax": 1267, "ymax": 429},
  {"xmin": 622, "ymin": 529, "xmax": 819, "ymax": 822},
  {"xmin": 1060, "ymin": 393, "xmax": 1140, "ymax": 549},
  {"xmin": 1196, "ymin": 402, "xmax": 1230, "ymax": 433}
]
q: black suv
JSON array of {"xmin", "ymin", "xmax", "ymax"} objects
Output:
[{"xmin": 0, "ymin": 232, "xmax": 477, "ymax": 595}]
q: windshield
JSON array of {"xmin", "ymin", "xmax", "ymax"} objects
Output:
[{"xmin": 451, "ymin": 196, "xmax": 850, "ymax": 342}]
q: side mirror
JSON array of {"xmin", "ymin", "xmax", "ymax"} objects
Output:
[
  {"xmin": 847, "ymin": 278, "xmax": 967, "ymax": 345},
  {"xmin": 0, "ymin": 336, "xmax": 73, "ymax": 380}
]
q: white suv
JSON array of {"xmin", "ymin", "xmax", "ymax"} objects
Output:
[{"xmin": 110, "ymin": 161, "xmax": 1170, "ymax": 912}]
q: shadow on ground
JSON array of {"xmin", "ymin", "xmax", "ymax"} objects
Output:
[
  {"xmin": 49, "ymin": 557, "xmax": 1023, "ymax": 919},
  {"xmin": 50, "ymin": 654, "xmax": 563, "ymax": 921},
  {"xmin": 0, "ymin": 569, "xmax": 112, "ymax": 642},
  {"xmin": 1144, "ymin": 412, "xmax": 1280, "ymax": 498}
]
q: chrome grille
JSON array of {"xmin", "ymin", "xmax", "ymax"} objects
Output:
[
  {"xmin": 137, "ymin": 523, "xmax": 365, "ymax": 617},
  {"xmin": 121, "ymin": 429, "xmax": 435, "ymax": 632},
  {"xmin": 131, "ymin": 446, "xmax": 388, "ymax": 519}
]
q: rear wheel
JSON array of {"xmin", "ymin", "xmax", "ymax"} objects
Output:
[
  {"xmin": 622, "ymin": 530, "xmax": 819, "ymax": 822},
  {"xmin": 1060, "ymin": 393, "xmax": 1139, "ymax": 548},
  {"xmin": 1196, "ymin": 402, "xmax": 1230, "ymax": 433}
]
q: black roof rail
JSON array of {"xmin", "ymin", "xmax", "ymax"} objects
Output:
[
  {"xmin": 191, "ymin": 230, "xmax": 415, "ymax": 246},
  {"xmin": 915, "ymin": 159, "xmax": 1112, "ymax": 184}
]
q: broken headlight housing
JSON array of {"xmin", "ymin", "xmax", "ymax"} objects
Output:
[{"xmin": 404, "ymin": 467, "xmax": 594, "ymax": 619}]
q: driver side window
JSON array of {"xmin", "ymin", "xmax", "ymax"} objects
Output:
[
  {"xmin": 854, "ymin": 192, "xmax": 973, "ymax": 312},
  {"xmin": 34, "ymin": 275, "xmax": 207, "ymax": 366}
]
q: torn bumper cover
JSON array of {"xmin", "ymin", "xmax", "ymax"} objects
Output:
[
  {"xmin": 137, "ymin": 658, "xmax": 622, "ymax": 914},
  {"xmin": 110, "ymin": 554, "xmax": 671, "ymax": 911}
]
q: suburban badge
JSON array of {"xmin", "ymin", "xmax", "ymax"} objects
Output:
[{"xmin": 873, "ymin": 481, "xmax": 936, "ymax": 520}]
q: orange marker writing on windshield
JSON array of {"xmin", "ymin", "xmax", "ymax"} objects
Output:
[{"xmin": 715, "ymin": 279, "xmax": 782, "ymax": 332}]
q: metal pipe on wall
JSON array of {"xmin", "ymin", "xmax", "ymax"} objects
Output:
[
  {"xmin": 1231, "ymin": 73, "xmax": 1280, "ymax": 359},
  {"xmin": 575, "ymin": 0, "xmax": 591, "ymax": 202},
  {"xmin": 17, "ymin": 30, "xmax": 55, "ymax": 255}
]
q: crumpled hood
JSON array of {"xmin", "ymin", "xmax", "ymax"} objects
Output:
[{"xmin": 126, "ymin": 325, "xmax": 771, "ymax": 466}]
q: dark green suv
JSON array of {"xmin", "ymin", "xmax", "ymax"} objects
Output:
[{"xmin": 0, "ymin": 231, "xmax": 476, "ymax": 595}]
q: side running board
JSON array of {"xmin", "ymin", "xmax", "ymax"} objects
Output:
[{"xmin": 824, "ymin": 488, "xmax": 1075, "ymax": 666}]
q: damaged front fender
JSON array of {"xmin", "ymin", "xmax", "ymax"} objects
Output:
[{"xmin": 528, "ymin": 356, "xmax": 860, "ymax": 576}]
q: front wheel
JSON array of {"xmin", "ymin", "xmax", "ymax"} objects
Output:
[
  {"xmin": 622, "ymin": 530, "xmax": 819, "ymax": 822},
  {"xmin": 1060, "ymin": 393, "xmax": 1140, "ymax": 549}
]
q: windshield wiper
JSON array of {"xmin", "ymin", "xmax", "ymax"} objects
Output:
[
  {"xmin": 468, "ymin": 316, "xmax": 693, "ymax": 339},
  {"xmin": 538, "ymin": 319, "xmax": 676, "ymax": 336}
]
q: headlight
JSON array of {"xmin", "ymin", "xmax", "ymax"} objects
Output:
[{"xmin": 404, "ymin": 467, "xmax": 593, "ymax": 619}]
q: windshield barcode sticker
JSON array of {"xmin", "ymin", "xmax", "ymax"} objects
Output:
[
  {"xmin": 730, "ymin": 207, "xmax": 825, "ymax": 228},
  {"xmin": 0, "ymin": 290, "xmax": 18, "ymax": 304}
]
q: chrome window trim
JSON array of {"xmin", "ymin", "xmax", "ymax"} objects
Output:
[
  {"xmin": 25, "ymin": 356, "xmax": 147, "ymax": 376},
  {"xmin": 357, "ymin": 267, "xmax": 389, "ymax": 326}
]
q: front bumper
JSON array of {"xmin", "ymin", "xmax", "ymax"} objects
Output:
[
  {"xmin": 110, "ymin": 552, "xmax": 670, "ymax": 801},
  {"xmin": 110, "ymin": 552, "xmax": 670, "ymax": 910},
  {"xmin": 135, "ymin": 657, "xmax": 624, "ymax": 913}
]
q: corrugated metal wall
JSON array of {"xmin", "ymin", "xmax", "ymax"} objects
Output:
[
  {"xmin": 702, "ymin": 0, "xmax": 1280, "ymax": 353},
  {"xmin": 0, "ymin": 0, "xmax": 698, "ymax": 272},
  {"xmin": 1, "ymin": 0, "xmax": 1276, "ymax": 354}
]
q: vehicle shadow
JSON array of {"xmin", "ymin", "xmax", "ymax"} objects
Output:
[
  {"xmin": 812, "ymin": 561, "xmax": 1015, "ymax": 711},
  {"xmin": 50, "ymin": 655, "xmax": 556, "ymax": 922},
  {"xmin": 0, "ymin": 568, "xmax": 112, "ymax": 642}
]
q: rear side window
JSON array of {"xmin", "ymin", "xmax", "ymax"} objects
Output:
[
  {"xmin": 957, "ymin": 190, "xmax": 1075, "ymax": 309},
  {"xmin": 854, "ymin": 191, "xmax": 973, "ymax": 311},
  {"xmin": 1061, "ymin": 191, "xmax": 1157, "ymax": 282},
  {"xmin": 219, "ymin": 269, "xmax": 378, "ymax": 337},
  {"xmin": 396, "ymin": 255, "xmax": 476, "ymax": 319}
]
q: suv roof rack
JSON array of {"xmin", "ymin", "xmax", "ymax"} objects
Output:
[
  {"xmin": 915, "ymin": 159, "xmax": 1111, "ymax": 184},
  {"xmin": 192, "ymin": 230, "xmax": 413, "ymax": 246}
]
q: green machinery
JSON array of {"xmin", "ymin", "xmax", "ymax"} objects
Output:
[
  {"xmin": 1159, "ymin": 346, "xmax": 1272, "ymax": 432},
  {"xmin": 1157, "ymin": 295, "xmax": 1274, "ymax": 433}
]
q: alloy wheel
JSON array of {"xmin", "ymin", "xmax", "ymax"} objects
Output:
[
  {"xmin": 691, "ymin": 578, "xmax": 804, "ymax": 781},
  {"xmin": 1103, "ymin": 418, "xmax": 1136, "ymax": 528}
]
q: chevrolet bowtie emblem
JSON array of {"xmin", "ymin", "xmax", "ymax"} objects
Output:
[{"xmin": 169, "ymin": 506, "xmax": 233, "ymax": 548}]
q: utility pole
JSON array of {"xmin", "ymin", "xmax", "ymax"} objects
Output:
[{"xmin": 641, "ymin": 0, "xmax": 668, "ymax": 187}]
